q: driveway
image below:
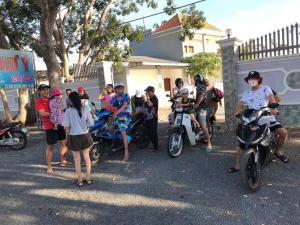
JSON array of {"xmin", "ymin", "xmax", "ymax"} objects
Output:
[{"xmin": 0, "ymin": 124, "xmax": 299, "ymax": 225}]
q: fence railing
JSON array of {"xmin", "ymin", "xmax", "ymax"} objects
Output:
[
  {"xmin": 238, "ymin": 23, "xmax": 300, "ymax": 61},
  {"xmin": 73, "ymin": 64, "xmax": 98, "ymax": 82}
]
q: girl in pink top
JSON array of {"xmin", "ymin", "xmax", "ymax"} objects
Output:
[
  {"xmin": 49, "ymin": 88, "xmax": 65, "ymax": 127},
  {"xmin": 98, "ymin": 84, "xmax": 117, "ymax": 113}
]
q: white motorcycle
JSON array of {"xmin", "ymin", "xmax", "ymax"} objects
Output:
[{"xmin": 167, "ymin": 96, "xmax": 214, "ymax": 158}]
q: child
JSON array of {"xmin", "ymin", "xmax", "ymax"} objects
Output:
[
  {"xmin": 177, "ymin": 88, "xmax": 200, "ymax": 128},
  {"xmin": 50, "ymin": 88, "xmax": 65, "ymax": 128},
  {"xmin": 98, "ymin": 84, "xmax": 116, "ymax": 112}
]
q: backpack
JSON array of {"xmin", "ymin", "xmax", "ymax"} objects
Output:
[{"xmin": 211, "ymin": 87, "xmax": 224, "ymax": 103}]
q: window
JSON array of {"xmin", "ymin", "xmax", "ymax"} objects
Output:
[
  {"xmin": 184, "ymin": 46, "xmax": 188, "ymax": 53},
  {"xmin": 184, "ymin": 45, "xmax": 194, "ymax": 53},
  {"xmin": 188, "ymin": 46, "xmax": 194, "ymax": 53}
]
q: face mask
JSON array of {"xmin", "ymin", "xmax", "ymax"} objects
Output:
[{"xmin": 248, "ymin": 79, "xmax": 258, "ymax": 87}]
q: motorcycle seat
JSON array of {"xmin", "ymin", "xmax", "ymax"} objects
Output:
[{"xmin": 0, "ymin": 122, "xmax": 20, "ymax": 129}]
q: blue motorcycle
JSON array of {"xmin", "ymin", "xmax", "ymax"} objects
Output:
[{"xmin": 89, "ymin": 109, "xmax": 146, "ymax": 165}]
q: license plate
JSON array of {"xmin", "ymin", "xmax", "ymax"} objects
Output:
[
  {"xmin": 21, "ymin": 128, "xmax": 28, "ymax": 134},
  {"xmin": 176, "ymin": 114, "xmax": 182, "ymax": 124}
]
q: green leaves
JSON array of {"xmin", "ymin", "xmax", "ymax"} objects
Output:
[
  {"xmin": 180, "ymin": 4, "xmax": 206, "ymax": 41},
  {"xmin": 182, "ymin": 52, "xmax": 221, "ymax": 78}
]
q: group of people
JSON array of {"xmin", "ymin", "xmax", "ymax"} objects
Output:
[
  {"xmin": 98, "ymin": 83, "xmax": 159, "ymax": 159},
  {"xmin": 36, "ymin": 82, "xmax": 159, "ymax": 187},
  {"xmin": 36, "ymin": 85, "xmax": 94, "ymax": 187},
  {"xmin": 35, "ymin": 70, "xmax": 289, "ymax": 187}
]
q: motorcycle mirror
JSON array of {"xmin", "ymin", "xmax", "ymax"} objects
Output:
[
  {"xmin": 91, "ymin": 102, "xmax": 96, "ymax": 106},
  {"xmin": 166, "ymin": 94, "xmax": 170, "ymax": 97}
]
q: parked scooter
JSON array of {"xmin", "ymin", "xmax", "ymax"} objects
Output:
[
  {"xmin": 0, "ymin": 121, "xmax": 28, "ymax": 150},
  {"xmin": 236, "ymin": 105, "xmax": 278, "ymax": 192},
  {"xmin": 166, "ymin": 95, "xmax": 214, "ymax": 157},
  {"xmin": 89, "ymin": 107, "xmax": 145, "ymax": 165}
]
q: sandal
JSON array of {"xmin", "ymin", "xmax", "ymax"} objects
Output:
[
  {"xmin": 76, "ymin": 180, "xmax": 84, "ymax": 187},
  {"xmin": 85, "ymin": 179, "xmax": 93, "ymax": 185},
  {"xmin": 274, "ymin": 154, "xmax": 290, "ymax": 163},
  {"xmin": 227, "ymin": 167, "xmax": 240, "ymax": 173}
]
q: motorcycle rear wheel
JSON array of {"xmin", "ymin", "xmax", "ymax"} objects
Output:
[
  {"xmin": 8, "ymin": 130, "xmax": 27, "ymax": 150},
  {"xmin": 90, "ymin": 142, "xmax": 105, "ymax": 166},
  {"xmin": 241, "ymin": 148, "xmax": 261, "ymax": 192},
  {"xmin": 167, "ymin": 132, "xmax": 183, "ymax": 158}
]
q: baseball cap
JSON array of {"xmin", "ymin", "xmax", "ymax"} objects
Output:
[
  {"xmin": 51, "ymin": 88, "xmax": 62, "ymax": 96},
  {"xmin": 38, "ymin": 84, "xmax": 50, "ymax": 91},
  {"xmin": 114, "ymin": 82, "xmax": 125, "ymax": 88},
  {"xmin": 78, "ymin": 86, "xmax": 85, "ymax": 92}
]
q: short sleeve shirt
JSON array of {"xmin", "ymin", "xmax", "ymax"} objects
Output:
[
  {"xmin": 144, "ymin": 95, "xmax": 159, "ymax": 120},
  {"xmin": 111, "ymin": 94, "xmax": 131, "ymax": 115},
  {"xmin": 62, "ymin": 107, "xmax": 94, "ymax": 135},
  {"xmin": 241, "ymin": 85, "xmax": 273, "ymax": 110},
  {"xmin": 35, "ymin": 98, "xmax": 55, "ymax": 130},
  {"xmin": 196, "ymin": 84, "xmax": 207, "ymax": 110}
]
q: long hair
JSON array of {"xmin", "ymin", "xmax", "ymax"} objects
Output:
[{"xmin": 69, "ymin": 92, "xmax": 82, "ymax": 117}]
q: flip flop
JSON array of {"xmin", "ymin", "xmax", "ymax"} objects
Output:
[
  {"xmin": 76, "ymin": 180, "xmax": 84, "ymax": 187},
  {"xmin": 274, "ymin": 154, "xmax": 290, "ymax": 163},
  {"xmin": 205, "ymin": 147, "xmax": 213, "ymax": 152},
  {"xmin": 85, "ymin": 180, "xmax": 93, "ymax": 185},
  {"xmin": 227, "ymin": 167, "xmax": 240, "ymax": 173}
]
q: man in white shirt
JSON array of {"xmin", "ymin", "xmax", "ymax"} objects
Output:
[{"xmin": 228, "ymin": 71, "xmax": 289, "ymax": 173}]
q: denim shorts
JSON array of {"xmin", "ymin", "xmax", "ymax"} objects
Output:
[{"xmin": 197, "ymin": 109, "xmax": 207, "ymax": 127}]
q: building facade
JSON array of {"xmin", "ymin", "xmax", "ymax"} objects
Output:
[{"xmin": 130, "ymin": 14, "xmax": 225, "ymax": 62}]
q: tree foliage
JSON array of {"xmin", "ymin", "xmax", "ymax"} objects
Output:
[{"xmin": 182, "ymin": 52, "xmax": 221, "ymax": 78}]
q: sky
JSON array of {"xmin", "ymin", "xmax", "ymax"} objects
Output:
[
  {"xmin": 35, "ymin": 0, "xmax": 300, "ymax": 70},
  {"xmin": 125, "ymin": 0, "xmax": 300, "ymax": 41}
]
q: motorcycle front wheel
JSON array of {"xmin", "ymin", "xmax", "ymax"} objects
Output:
[
  {"xmin": 241, "ymin": 148, "xmax": 261, "ymax": 192},
  {"xmin": 90, "ymin": 142, "xmax": 105, "ymax": 166},
  {"xmin": 8, "ymin": 130, "xmax": 27, "ymax": 150},
  {"xmin": 167, "ymin": 131, "xmax": 183, "ymax": 158}
]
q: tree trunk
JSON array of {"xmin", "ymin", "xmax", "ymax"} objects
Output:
[
  {"xmin": 62, "ymin": 50, "xmax": 70, "ymax": 82},
  {"xmin": 0, "ymin": 27, "xmax": 10, "ymax": 49},
  {"xmin": 0, "ymin": 90, "xmax": 14, "ymax": 123},
  {"xmin": 77, "ymin": 0, "xmax": 95, "ymax": 65},
  {"xmin": 78, "ymin": 50, "xmax": 86, "ymax": 65},
  {"xmin": 16, "ymin": 88, "xmax": 29, "ymax": 124},
  {"xmin": 39, "ymin": 0, "xmax": 61, "ymax": 88}
]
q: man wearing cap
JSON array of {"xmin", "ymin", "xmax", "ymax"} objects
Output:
[
  {"xmin": 228, "ymin": 71, "xmax": 289, "ymax": 173},
  {"xmin": 143, "ymin": 86, "xmax": 159, "ymax": 153},
  {"xmin": 110, "ymin": 82, "xmax": 132, "ymax": 161},
  {"xmin": 35, "ymin": 84, "xmax": 68, "ymax": 174}
]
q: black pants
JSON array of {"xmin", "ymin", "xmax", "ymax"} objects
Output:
[{"xmin": 145, "ymin": 118, "xmax": 158, "ymax": 150}]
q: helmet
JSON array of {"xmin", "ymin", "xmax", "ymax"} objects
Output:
[
  {"xmin": 135, "ymin": 90, "xmax": 142, "ymax": 97},
  {"xmin": 175, "ymin": 78, "xmax": 184, "ymax": 87},
  {"xmin": 194, "ymin": 74, "xmax": 205, "ymax": 85},
  {"xmin": 180, "ymin": 88, "xmax": 189, "ymax": 95}
]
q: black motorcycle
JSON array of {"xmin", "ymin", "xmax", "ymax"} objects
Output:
[{"xmin": 236, "ymin": 106, "xmax": 277, "ymax": 192}]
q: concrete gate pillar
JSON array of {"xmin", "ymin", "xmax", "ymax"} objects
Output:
[
  {"xmin": 217, "ymin": 38, "xmax": 241, "ymax": 130},
  {"xmin": 95, "ymin": 61, "xmax": 113, "ymax": 91}
]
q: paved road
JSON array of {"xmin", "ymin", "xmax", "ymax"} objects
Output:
[{"xmin": 0, "ymin": 124, "xmax": 299, "ymax": 225}]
